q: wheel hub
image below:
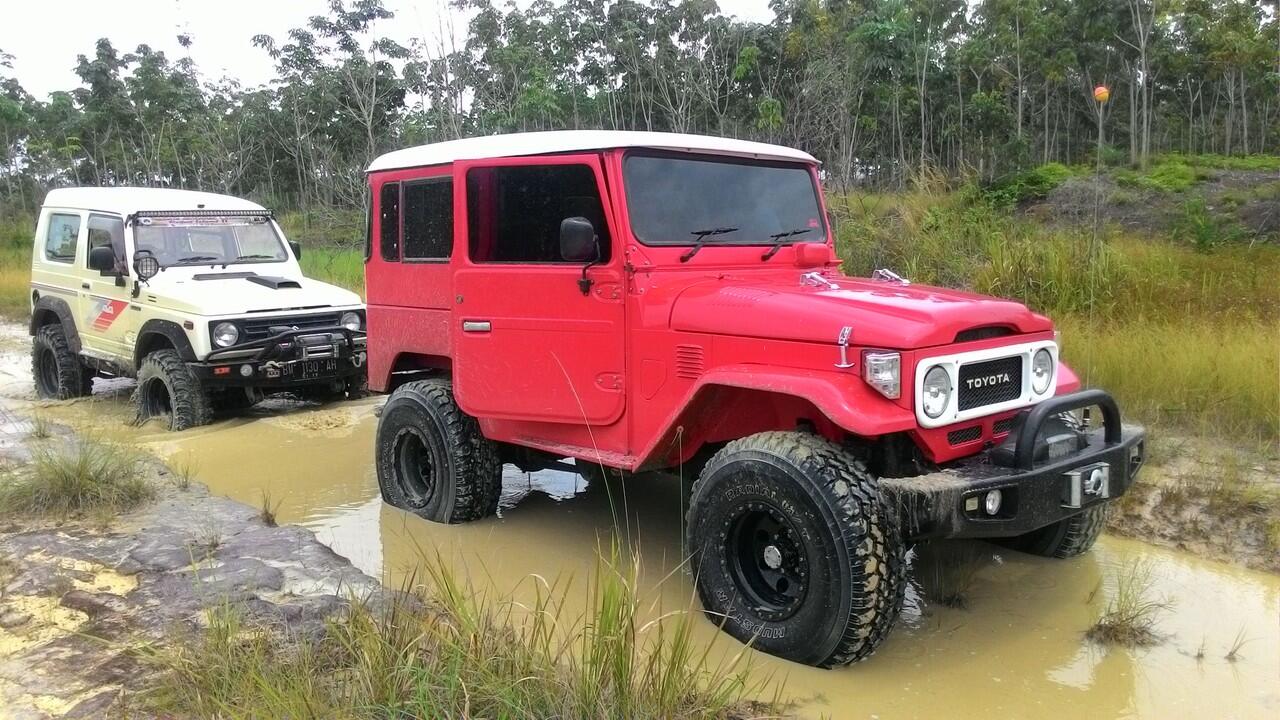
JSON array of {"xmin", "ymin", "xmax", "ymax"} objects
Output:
[
  {"xmin": 762, "ymin": 545, "xmax": 782, "ymax": 570},
  {"xmin": 726, "ymin": 502, "xmax": 809, "ymax": 620}
]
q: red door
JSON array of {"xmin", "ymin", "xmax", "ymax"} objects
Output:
[{"xmin": 451, "ymin": 154, "xmax": 626, "ymax": 426}]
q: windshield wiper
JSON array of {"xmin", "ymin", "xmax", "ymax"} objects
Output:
[
  {"xmin": 172, "ymin": 255, "xmax": 221, "ymax": 265},
  {"xmin": 761, "ymin": 227, "xmax": 815, "ymax": 260},
  {"xmin": 680, "ymin": 227, "xmax": 739, "ymax": 263},
  {"xmin": 235, "ymin": 254, "xmax": 276, "ymax": 261}
]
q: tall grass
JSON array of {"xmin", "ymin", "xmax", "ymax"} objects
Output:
[
  {"xmin": 300, "ymin": 245, "xmax": 365, "ymax": 296},
  {"xmin": 148, "ymin": 550, "xmax": 771, "ymax": 719},
  {"xmin": 0, "ymin": 439, "xmax": 153, "ymax": 517},
  {"xmin": 1087, "ymin": 560, "xmax": 1170, "ymax": 647},
  {"xmin": 0, "ymin": 215, "xmax": 31, "ymax": 319}
]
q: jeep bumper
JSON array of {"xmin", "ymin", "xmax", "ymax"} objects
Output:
[
  {"xmin": 193, "ymin": 326, "xmax": 367, "ymax": 388},
  {"xmin": 881, "ymin": 390, "xmax": 1146, "ymax": 541}
]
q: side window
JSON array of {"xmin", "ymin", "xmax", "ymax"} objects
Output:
[
  {"xmin": 467, "ymin": 164, "xmax": 611, "ymax": 263},
  {"xmin": 44, "ymin": 213, "xmax": 80, "ymax": 264},
  {"xmin": 86, "ymin": 214, "xmax": 127, "ymax": 275},
  {"xmin": 379, "ymin": 181, "xmax": 400, "ymax": 262},
  {"xmin": 402, "ymin": 179, "xmax": 453, "ymax": 260}
]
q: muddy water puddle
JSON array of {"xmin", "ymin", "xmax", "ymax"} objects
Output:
[{"xmin": 16, "ymin": 393, "xmax": 1280, "ymax": 719}]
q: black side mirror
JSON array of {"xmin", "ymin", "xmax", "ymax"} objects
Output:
[
  {"xmin": 289, "ymin": 240, "xmax": 302, "ymax": 260},
  {"xmin": 133, "ymin": 250, "xmax": 160, "ymax": 281},
  {"xmin": 88, "ymin": 246, "xmax": 117, "ymax": 274},
  {"xmin": 560, "ymin": 217, "xmax": 597, "ymax": 263}
]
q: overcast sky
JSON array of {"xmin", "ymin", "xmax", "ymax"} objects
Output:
[{"xmin": 1, "ymin": 0, "xmax": 776, "ymax": 99}]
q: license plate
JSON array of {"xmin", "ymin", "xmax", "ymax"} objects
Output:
[{"xmin": 285, "ymin": 358, "xmax": 339, "ymax": 380}]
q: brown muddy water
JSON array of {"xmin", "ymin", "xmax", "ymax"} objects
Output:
[{"xmin": 3, "ymin": 354, "xmax": 1278, "ymax": 719}]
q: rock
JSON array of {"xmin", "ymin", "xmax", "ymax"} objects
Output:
[
  {"xmin": 0, "ymin": 609, "xmax": 32, "ymax": 629},
  {"xmin": 60, "ymin": 590, "xmax": 131, "ymax": 618}
]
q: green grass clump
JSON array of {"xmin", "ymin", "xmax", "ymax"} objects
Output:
[
  {"xmin": 985, "ymin": 162, "xmax": 1076, "ymax": 206},
  {"xmin": 1115, "ymin": 160, "xmax": 1202, "ymax": 192},
  {"xmin": 1161, "ymin": 153, "xmax": 1280, "ymax": 172},
  {"xmin": 0, "ymin": 439, "xmax": 153, "ymax": 517},
  {"xmin": 1087, "ymin": 560, "xmax": 1170, "ymax": 647},
  {"xmin": 1170, "ymin": 196, "xmax": 1246, "ymax": 252},
  {"xmin": 299, "ymin": 246, "xmax": 364, "ymax": 297},
  {"xmin": 149, "ymin": 552, "xmax": 770, "ymax": 719}
]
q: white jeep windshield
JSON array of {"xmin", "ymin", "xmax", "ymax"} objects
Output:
[
  {"xmin": 133, "ymin": 216, "xmax": 288, "ymax": 267},
  {"xmin": 622, "ymin": 153, "xmax": 826, "ymax": 248}
]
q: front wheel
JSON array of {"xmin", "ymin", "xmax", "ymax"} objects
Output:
[
  {"xmin": 133, "ymin": 350, "xmax": 211, "ymax": 431},
  {"xmin": 686, "ymin": 431, "xmax": 907, "ymax": 667},
  {"xmin": 998, "ymin": 504, "xmax": 1108, "ymax": 558}
]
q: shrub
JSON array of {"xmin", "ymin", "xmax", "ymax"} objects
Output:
[
  {"xmin": 1170, "ymin": 197, "xmax": 1245, "ymax": 252},
  {"xmin": 985, "ymin": 162, "xmax": 1076, "ymax": 206},
  {"xmin": 0, "ymin": 440, "xmax": 153, "ymax": 517}
]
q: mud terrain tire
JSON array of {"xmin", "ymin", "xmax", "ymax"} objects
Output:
[
  {"xmin": 376, "ymin": 379, "xmax": 502, "ymax": 523},
  {"xmin": 686, "ymin": 431, "xmax": 907, "ymax": 667},
  {"xmin": 134, "ymin": 350, "xmax": 211, "ymax": 431},
  {"xmin": 999, "ymin": 504, "xmax": 1107, "ymax": 558},
  {"xmin": 32, "ymin": 324, "xmax": 92, "ymax": 399}
]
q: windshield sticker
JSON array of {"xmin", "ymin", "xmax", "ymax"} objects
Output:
[{"xmin": 140, "ymin": 216, "xmax": 269, "ymax": 227}]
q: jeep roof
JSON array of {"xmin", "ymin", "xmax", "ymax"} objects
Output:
[
  {"xmin": 42, "ymin": 187, "xmax": 266, "ymax": 214},
  {"xmin": 366, "ymin": 130, "xmax": 818, "ymax": 172}
]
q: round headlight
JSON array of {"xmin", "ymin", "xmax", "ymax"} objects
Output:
[
  {"xmin": 212, "ymin": 322, "xmax": 239, "ymax": 348},
  {"xmin": 922, "ymin": 365, "xmax": 953, "ymax": 419},
  {"xmin": 340, "ymin": 311, "xmax": 362, "ymax": 332},
  {"xmin": 1031, "ymin": 348, "xmax": 1054, "ymax": 394}
]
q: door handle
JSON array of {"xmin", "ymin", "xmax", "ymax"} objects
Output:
[
  {"xmin": 81, "ymin": 283, "xmax": 91, "ymax": 290},
  {"xmin": 462, "ymin": 321, "xmax": 491, "ymax": 333}
]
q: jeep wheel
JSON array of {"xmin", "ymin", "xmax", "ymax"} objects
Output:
[
  {"xmin": 134, "ymin": 350, "xmax": 211, "ymax": 431},
  {"xmin": 998, "ymin": 504, "xmax": 1107, "ymax": 558},
  {"xmin": 686, "ymin": 431, "xmax": 907, "ymax": 667},
  {"xmin": 376, "ymin": 379, "xmax": 501, "ymax": 523},
  {"xmin": 32, "ymin": 324, "xmax": 92, "ymax": 400}
]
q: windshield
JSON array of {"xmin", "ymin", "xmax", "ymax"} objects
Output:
[
  {"xmin": 133, "ymin": 216, "xmax": 288, "ymax": 267},
  {"xmin": 623, "ymin": 153, "xmax": 826, "ymax": 247}
]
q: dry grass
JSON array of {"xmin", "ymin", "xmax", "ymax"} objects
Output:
[
  {"xmin": 1224, "ymin": 627, "xmax": 1251, "ymax": 662},
  {"xmin": 258, "ymin": 489, "xmax": 282, "ymax": 527},
  {"xmin": 0, "ymin": 439, "xmax": 153, "ymax": 517},
  {"xmin": 28, "ymin": 413, "xmax": 53, "ymax": 440},
  {"xmin": 1087, "ymin": 560, "xmax": 1170, "ymax": 647},
  {"xmin": 146, "ymin": 550, "xmax": 773, "ymax": 719},
  {"xmin": 168, "ymin": 455, "xmax": 199, "ymax": 491}
]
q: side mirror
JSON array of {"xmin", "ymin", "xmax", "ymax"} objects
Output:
[
  {"xmin": 133, "ymin": 250, "xmax": 160, "ymax": 281},
  {"xmin": 559, "ymin": 217, "xmax": 597, "ymax": 263},
  {"xmin": 88, "ymin": 246, "xmax": 117, "ymax": 274},
  {"xmin": 289, "ymin": 240, "xmax": 302, "ymax": 260}
]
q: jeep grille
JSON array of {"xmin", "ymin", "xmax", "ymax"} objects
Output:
[
  {"xmin": 240, "ymin": 313, "xmax": 341, "ymax": 342},
  {"xmin": 957, "ymin": 356, "xmax": 1023, "ymax": 411}
]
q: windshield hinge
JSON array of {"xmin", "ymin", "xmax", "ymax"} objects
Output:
[
  {"xmin": 800, "ymin": 271, "xmax": 840, "ymax": 290},
  {"xmin": 871, "ymin": 268, "xmax": 911, "ymax": 285}
]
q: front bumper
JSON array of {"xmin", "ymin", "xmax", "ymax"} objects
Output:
[
  {"xmin": 881, "ymin": 389, "xmax": 1146, "ymax": 541},
  {"xmin": 193, "ymin": 326, "xmax": 367, "ymax": 388}
]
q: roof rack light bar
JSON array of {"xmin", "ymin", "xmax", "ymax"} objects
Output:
[{"xmin": 130, "ymin": 209, "xmax": 274, "ymax": 219}]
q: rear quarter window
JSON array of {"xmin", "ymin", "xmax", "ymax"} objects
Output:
[{"xmin": 43, "ymin": 213, "xmax": 81, "ymax": 263}]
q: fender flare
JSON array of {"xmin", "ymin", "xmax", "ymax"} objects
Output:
[
  {"xmin": 634, "ymin": 364, "xmax": 918, "ymax": 470},
  {"xmin": 29, "ymin": 295, "xmax": 82, "ymax": 354},
  {"xmin": 134, "ymin": 319, "xmax": 198, "ymax": 368}
]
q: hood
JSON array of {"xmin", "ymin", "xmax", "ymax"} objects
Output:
[
  {"xmin": 144, "ymin": 269, "xmax": 362, "ymax": 316},
  {"xmin": 669, "ymin": 273, "xmax": 1051, "ymax": 349}
]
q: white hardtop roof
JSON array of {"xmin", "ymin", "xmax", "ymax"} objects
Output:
[
  {"xmin": 367, "ymin": 130, "xmax": 818, "ymax": 173},
  {"xmin": 42, "ymin": 187, "xmax": 266, "ymax": 216}
]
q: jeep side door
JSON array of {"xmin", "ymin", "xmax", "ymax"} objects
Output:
[
  {"xmin": 76, "ymin": 213, "xmax": 136, "ymax": 360},
  {"xmin": 451, "ymin": 155, "xmax": 626, "ymax": 426}
]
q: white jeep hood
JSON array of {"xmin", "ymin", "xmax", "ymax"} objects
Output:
[{"xmin": 144, "ymin": 269, "xmax": 362, "ymax": 316}]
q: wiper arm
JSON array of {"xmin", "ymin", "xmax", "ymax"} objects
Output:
[
  {"xmin": 680, "ymin": 227, "xmax": 739, "ymax": 263},
  {"xmin": 235, "ymin": 254, "xmax": 275, "ymax": 261},
  {"xmin": 172, "ymin": 255, "xmax": 220, "ymax": 265},
  {"xmin": 761, "ymin": 227, "xmax": 815, "ymax": 260}
]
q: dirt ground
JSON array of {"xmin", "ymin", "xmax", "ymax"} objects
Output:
[{"xmin": 0, "ymin": 418, "xmax": 382, "ymax": 719}]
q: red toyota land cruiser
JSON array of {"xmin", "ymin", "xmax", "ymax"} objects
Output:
[{"xmin": 363, "ymin": 131, "xmax": 1146, "ymax": 668}]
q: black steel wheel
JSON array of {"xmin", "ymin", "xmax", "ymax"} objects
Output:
[
  {"xmin": 133, "ymin": 349, "xmax": 211, "ymax": 431},
  {"xmin": 31, "ymin": 324, "xmax": 92, "ymax": 399},
  {"xmin": 686, "ymin": 431, "xmax": 907, "ymax": 668}
]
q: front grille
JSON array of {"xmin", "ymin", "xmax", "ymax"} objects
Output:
[
  {"xmin": 992, "ymin": 417, "xmax": 1016, "ymax": 436},
  {"xmin": 240, "ymin": 313, "xmax": 341, "ymax": 342},
  {"xmin": 957, "ymin": 356, "xmax": 1023, "ymax": 411},
  {"xmin": 947, "ymin": 426, "xmax": 982, "ymax": 445}
]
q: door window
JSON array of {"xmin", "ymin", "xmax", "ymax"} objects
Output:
[
  {"xmin": 402, "ymin": 179, "xmax": 453, "ymax": 260},
  {"xmin": 44, "ymin": 213, "xmax": 80, "ymax": 263},
  {"xmin": 466, "ymin": 165, "xmax": 610, "ymax": 263},
  {"xmin": 86, "ymin": 214, "xmax": 127, "ymax": 275},
  {"xmin": 379, "ymin": 181, "xmax": 400, "ymax": 262}
]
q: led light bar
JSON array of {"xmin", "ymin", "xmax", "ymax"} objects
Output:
[{"xmin": 126, "ymin": 209, "xmax": 274, "ymax": 226}]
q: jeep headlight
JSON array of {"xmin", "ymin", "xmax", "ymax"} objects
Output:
[
  {"xmin": 1031, "ymin": 348, "xmax": 1055, "ymax": 394},
  {"xmin": 863, "ymin": 351, "xmax": 901, "ymax": 399},
  {"xmin": 921, "ymin": 365, "xmax": 952, "ymax": 419},
  {"xmin": 212, "ymin": 322, "xmax": 239, "ymax": 348},
  {"xmin": 340, "ymin": 311, "xmax": 362, "ymax": 332}
]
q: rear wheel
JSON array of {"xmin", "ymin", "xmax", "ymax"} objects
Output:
[
  {"xmin": 375, "ymin": 379, "xmax": 501, "ymax": 523},
  {"xmin": 686, "ymin": 431, "xmax": 907, "ymax": 667},
  {"xmin": 32, "ymin": 324, "xmax": 92, "ymax": 399},
  {"xmin": 999, "ymin": 505, "xmax": 1108, "ymax": 558},
  {"xmin": 133, "ymin": 350, "xmax": 211, "ymax": 431}
]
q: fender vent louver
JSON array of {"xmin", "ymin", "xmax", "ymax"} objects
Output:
[
  {"xmin": 955, "ymin": 326, "xmax": 1014, "ymax": 343},
  {"xmin": 675, "ymin": 345, "xmax": 705, "ymax": 380}
]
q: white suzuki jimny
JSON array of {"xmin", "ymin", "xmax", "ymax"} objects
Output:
[{"xmin": 29, "ymin": 188, "xmax": 367, "ymax": 430}]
